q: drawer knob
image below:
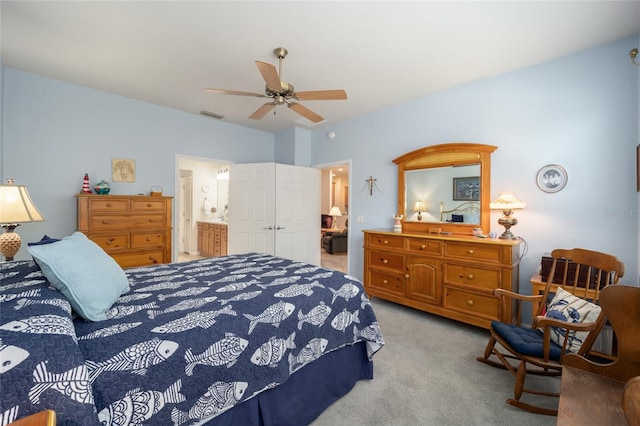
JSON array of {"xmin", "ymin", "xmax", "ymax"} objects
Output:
[
  {"xmin": 404, "ymin": 274, "xmax": 410, "ymax": 279},
  {"xmin": 420, "ymin": 244, "xmax": 426, "ymax": 250},
  {"xmin": 106, "ymin": 203, "xmax": 112, "ymax": 207},
  {"xmin": 149, "ymin": 219, "xmax": 155, "ymax": 223},
  {"xmin": 467, "ymin": 249, "xmax": 474, "ymax": 254},
  {"xmin": 381, "ymin": 259, "xmax": 389, "ymax": 264},
  {"xmin": 149, "ymin": 256, "xmax": 157, "ymax": 264},
  {"xmin": 102, "ymin": 220, "xmax": 109, "ymax": 224},
  {"xmin": 147, "ymin": 203, "xmax": 152, "ymax": 207},
  {"xmin": 467, "ymin": 299, "xmax": 474, "ymax": 306},
  {"xmin": 146, "ymin": 237, "xmax": 152, "ymax": 242},
  {"xmin": 382, "ymin": 279, "xmax": 388, "ymax": 284},
  {"xmin": 106, "ymin": 238, "xmax": 114, "ymax": 245},
  {"xmin": 466, "ymin": 274, "xmax": 474, "ymax": 280},
  {"xmin": 383, "ymin": 240, "xmax": 389, "ymax": 244}
]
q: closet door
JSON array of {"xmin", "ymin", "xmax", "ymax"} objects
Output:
[
  {"xmin": 274, "ymin": 163, "xmax": 320, "ymax": 264},
  {"xmin": 228, "ymin": 163, "xmax": 320, "ymax": 264},
  {"xmin": 228, "ymin": 163, "xmax": 275, "ymax": 256}
]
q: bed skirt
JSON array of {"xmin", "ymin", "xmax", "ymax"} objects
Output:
[{"xmin": 203, "ymin": 342, "xmax": 374, "ymax": 426}]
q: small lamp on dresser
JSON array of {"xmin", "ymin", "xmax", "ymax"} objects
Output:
[
  {"xmin": 413, "ymin": 200, "xmax": 426, "ymax": 221},
  {"xmin": 0, "ymin": 179, "xmax": 45, "ymax": 261},
  {"xmin": 489, "ymin": 191, "xmax": 525, "ymax": 240}
]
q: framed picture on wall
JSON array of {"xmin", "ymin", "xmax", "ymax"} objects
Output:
[
  {"xmin": 536, "ymin": 164, "xmax": 567, "ymax": 193},
  {"xmin": 453, "ymin": 176, "xmax": 480, "ymax": 201},
  {"xmin": 112, "ymin": 158, "xmax": 136, "ymax": 183}
]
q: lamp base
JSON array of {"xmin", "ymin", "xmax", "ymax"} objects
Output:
[
  {"xmin": 0, "ymin": 224, "xmax": 21, "ymax": 261},
  {"xmin": 497, "ymin": 214, "xmax": 518, "ymax": 240},
  {"xmin": 498, "ymin": 229, "xmax": 518, "ymax": 240}
]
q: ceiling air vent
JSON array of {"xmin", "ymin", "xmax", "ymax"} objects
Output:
[{"xmin": 200, "ymin": 110, "xmax": 225, "ymax": 119}]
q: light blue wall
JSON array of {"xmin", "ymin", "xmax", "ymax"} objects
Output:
[
  {"xmin": 274, "ymin": 128, "xmax": 295, "ymax": 165},
  {"xmin": 0, "ymin": 60, "xmax": 4, "ymax": 179},
  {"xmin": 273, "ymin": 127, "xmax": 312, "ymax": 167},
  {"xmin": 2, "ymin": 35, "xmax": 638, "ymax": 299},
  {"xmin": 1, "ymin": 69, "xmax": 275, "ymax": 259},
  {"xmin": 311, "ymin": 35, "xmax": 640, "ymax": 295}
]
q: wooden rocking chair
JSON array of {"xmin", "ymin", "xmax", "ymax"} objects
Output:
[
  {"xmin": 563, "ymin": 284, "xmax": 640, "ymax": 381},
  {"xmin": 476, "ymin": 248, "xmax": 624, "ymax": 415}
]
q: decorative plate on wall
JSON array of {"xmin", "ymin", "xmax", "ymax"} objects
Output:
[{"xmin": 536, "ymin": 164, "xmax": 567, "ymax": 193}]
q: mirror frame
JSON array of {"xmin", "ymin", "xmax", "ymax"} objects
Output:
[{"xmin": 393, "ymin": 143, "xmax": 497, "ymax": 235}]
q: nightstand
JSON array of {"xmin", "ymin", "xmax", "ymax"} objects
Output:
[{"xmin": 9, "ymin": 410, "xmax": 56, "ymax": 426}]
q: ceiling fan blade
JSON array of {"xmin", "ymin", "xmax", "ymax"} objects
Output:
[
  {"xmin": 205, "ymin": 88, "xmax": 266, "ymax": 98},
  {"xmin": 295, "ymin": 90, "xmax": 347, "ymax": 101},
  {"xmin": 288, "ymin": 102, "xmax": 324, "ymax": 123},
  {"xmin": 255, "ymin": 61, "xmax": 282, "ymax": 92},
  {"xmin": 249, "ymin": 102, "xmax": 275, "ymax": 120}
]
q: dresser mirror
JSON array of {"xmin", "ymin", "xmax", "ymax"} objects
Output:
[{"xmin": 393, "ymin": 143, "xmax": 497, "ymax": 234}]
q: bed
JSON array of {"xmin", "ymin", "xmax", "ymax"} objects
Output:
[{"xmin": 0, "ymin": 241, "xmax": 384, "ymax": 426}]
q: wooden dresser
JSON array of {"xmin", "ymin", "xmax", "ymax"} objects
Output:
[
  {"xmin": 76, "ymin": 194, "xmax": 173, "ymax": 268},
  {"xmin": 197, "ymin": 221, "xmax": 228, "ymax": 257},
  {"xmin": 363, "ymin": 229, "xmax": 521, "ymax": 329}
]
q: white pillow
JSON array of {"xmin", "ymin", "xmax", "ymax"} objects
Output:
[
  {"xmin": 28, "ymin": 232, "xmax": 130, "ymax": 321},
  {"xmin": 544, "ymin": 287, "xmax": 602, "ymax": 353}
]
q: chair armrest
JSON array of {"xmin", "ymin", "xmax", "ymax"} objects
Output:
[
  {"xmin": 535, "ymin": 316, "xmax": 600, "ymax": 333},
  {"xmin": 493, "ymin": 288, "xmax": 543, "ymax": 303},
  {"xmin": 535, "ymin": 316, "xmax": 603, "ymax": 360},
  {"xmin": 563, "ymin": 352, "xmax": 606, "ymax": 371},
  {"xmin": 493, "ymin": 289, "xmax": 544, "ymax": 326}
]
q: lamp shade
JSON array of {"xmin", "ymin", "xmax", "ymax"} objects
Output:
[
  {"xmin": 489, "ymin": 192, "xmax": 526, "ymax": 210},
  {"xmin": 328, "ymin": 206, "xmax": 342, "ymax": 217},
  {"xmin": 0, "ymin": 181, "xmax": 45, "ymax": 224},
  {"xmin": 413, "ymin": 200, "xmax": 426, "ymax": 213}
]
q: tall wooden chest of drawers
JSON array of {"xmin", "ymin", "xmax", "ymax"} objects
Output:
[
  {"xmin": 76, "ymin": 194, "xmax": 173, "ymax": 268},
  {"xmin": 363, "ymin": 229, "xmax": 521, "ymax": 329}
]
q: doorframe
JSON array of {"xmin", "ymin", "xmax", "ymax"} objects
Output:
[
  {"xmin": 314, "ymin": 159, "xmax": 352, "ymax": 273},
  {"xmin": 174, "ymin": 154, "xmax": 233, "ymax": 262},
  {"xmin": 178, "ymin": 174, "xmax": 193, "ymax": 254}
]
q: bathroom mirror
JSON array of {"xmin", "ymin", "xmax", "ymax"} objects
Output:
[{"xmin": 393, "ymin": 143, "xmax": 497, "ymax": 234}]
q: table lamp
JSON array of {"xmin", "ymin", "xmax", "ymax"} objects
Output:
[
  {"xmin": 328, "ymin": 206, "xmax": 342, "ymax": 230},
  {"xmin": 489, "ymin": 191, "xmax": 525, "ymax": 240},
  {"xmin": 413, "ymin": 200, "xmax": 426, "ymax": 221},
  {"xmin": 0, "ymin": 179, "xmax": 45, "ymax": 261}
]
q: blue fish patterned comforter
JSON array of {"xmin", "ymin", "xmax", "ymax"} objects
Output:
[{"xmin": 1, "ymin": 253, "xmax": 383, "ymax": 425}]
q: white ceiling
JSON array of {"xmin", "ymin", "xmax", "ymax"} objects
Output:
[{"xmin": 2, "ymin": 1, "xmax": 639, "ymax": 134}]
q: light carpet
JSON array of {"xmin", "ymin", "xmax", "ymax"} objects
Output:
[{"xmin": 312, "ymin": 298, "xmax": 558, "ymax": 426}]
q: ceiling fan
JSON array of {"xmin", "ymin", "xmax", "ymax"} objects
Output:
[{"xmin": 205, "ymin": 47, "xmax": 347, "ymax": 123}]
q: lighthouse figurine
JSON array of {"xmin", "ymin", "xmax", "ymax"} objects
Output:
[{"xmin": 82, "ymin": 173, "xmax": 92, "ymax": 193}]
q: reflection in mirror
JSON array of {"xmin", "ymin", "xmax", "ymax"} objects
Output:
[
  {"xmin": 394, "ymin": 143, "xmax": 496, "ymax": 235},
  {"xmin": 405, "ymin": 164, "xmax": 480, "ymax": 224}
]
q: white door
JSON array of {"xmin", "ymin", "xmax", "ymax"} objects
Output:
[
  {"xmin": 178, "ymin": 175, "xmax": 192, "ymax": 254},
  {"xmin": 274, "ymin": 163, "xmax": 320, "ymax": 263},
  {"xmin": 228, "ymin": 163, "xmax": 275, "ymax": 255},
  {"xmin": 228, "ymin": 163, "xmax": 320, "ymax": 264}
]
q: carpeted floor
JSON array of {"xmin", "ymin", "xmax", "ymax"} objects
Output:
[
  {"xmin": 312, "ymin": 298, "xmax": 559, "ymax": 426},
  {"xmin": 320, "ymin": 250, "xmax": 348, "ymax": 273}
]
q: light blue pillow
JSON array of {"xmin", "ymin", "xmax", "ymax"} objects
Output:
[{"xmin": 28, "ymin": 231, "xmax": 130, "ymax": 321}]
